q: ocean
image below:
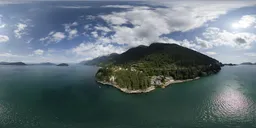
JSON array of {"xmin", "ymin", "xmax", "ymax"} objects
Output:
[{"xmin": 0, "ymin": 65, "xmax": 255, "ymax": 128}]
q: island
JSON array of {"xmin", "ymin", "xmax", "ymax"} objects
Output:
[
  {"xmin": 84, "ymin": 43, "xmax": 222, "ymax": 94},
  {"xmin": 241, "ymin": 62, "xmax": 256, "ymax": 65},
  {"xmin": 28, "ymin": 62, "xmax": 56, "ymax": 66},
  {"xmin": 223, "ymin": 63, "xmax": 237, "ymax": 66},
  {"xmin": 37, "ymin": 62, "xmax": 56, "ymax": 66},
  {"xmin": 57, "ymin": 63, "xmax": 69, "ymax": 66},
  {"xmin": 0, "ymin": 62, "xmax": 26, "ymax": 66}
]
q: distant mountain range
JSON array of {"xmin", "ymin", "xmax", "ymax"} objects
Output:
[
  {"xmin": 0, "ymin": 62, "xmax": 26, "ymax": 65},
  {"xmin": 81, "ymin": 53, "xmax": 119, "ymax": 66},
  {"xmin": 28, "ymin": 62, "xmax": 56, "ymax": 66},
  {"xmin": 240, "ymin": 62, "xmax": 256, "ymax": 65},
  {"xmin": 0, "ymin": 62, "xmax": 69, "ymax": 66},
  {"xmin": 83, "ymin": 43, "xmax": 222, "ymax": 67},
  {"xmin": 57, "ymin": 63, "xmax": 69, "ymax": 66}
]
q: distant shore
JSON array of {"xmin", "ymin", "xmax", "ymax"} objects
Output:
[{"xmin": 97, "ymin": 77, "xmax": 200, "ymax": 94}]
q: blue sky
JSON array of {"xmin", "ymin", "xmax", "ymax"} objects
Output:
[{"xmin": 0, "ymin": 0, "xmax": 256, "ymax": 63}]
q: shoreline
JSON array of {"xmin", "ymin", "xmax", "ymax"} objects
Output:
[
  {"xmin": 97, "ymin": 81, "xmax": 156, "ymax": 94},
  {"xmin": 163, "ymin": 77, "xmax": 200, "ymax": 88},
  {"xmin": 97, "ymin": 77, "xmax": 200, "ymax": 94}
]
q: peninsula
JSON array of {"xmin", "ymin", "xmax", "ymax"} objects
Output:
[
  {"xmin": 57, "ymin": 63, "xmax": 69, "ymax": 66},
  {"xmin": 0, "ymin": 62, "xmax": 26, "ymax": 66},
  {"xmin": 84, "ymin": 43, "xmax": 222, "ymax": 93}
]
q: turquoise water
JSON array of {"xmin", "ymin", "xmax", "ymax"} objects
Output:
[{"xmin": 0, "ymin": 65, "xmax": 255, "ymax": 128}]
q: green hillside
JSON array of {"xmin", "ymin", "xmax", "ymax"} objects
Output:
[{"xmin": 90, "ymin": 43, "xmax": 222, "ymax": 91}]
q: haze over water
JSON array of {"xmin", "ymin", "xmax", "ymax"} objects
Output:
[{"xmin": 0, "ymin": 65, "xmax": 255, "ymax": 128}]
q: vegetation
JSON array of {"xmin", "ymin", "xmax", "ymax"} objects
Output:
[
  {"xmin": 223, "ymin": 63, "xmax": 237, "ymax": 66},
  {"xmin": 241, "ymin": 62, "xmax": 256, "ymax": 65},
  {"xmin": 57, "ymin": 63, "xmax": 69, "ymax": 66},
  {"xmin": 0, "ymin": 62, "xmax": 26, "ymax": 65},
  {"xmin": 92, "ymin": 43, "xmax": 222, "ymax": 90},
  {"xmin": 96, "ymin": 68, "xmax": 151, "ymax": 90}
]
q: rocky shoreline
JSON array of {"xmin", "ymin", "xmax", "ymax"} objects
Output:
[
  {"xmin": 97, "ymin": 77, "xmax": 200, "ymax": 94},
  {"xmin": 97, "ymin": 81, "xmax": 156, "ymax": 94}
]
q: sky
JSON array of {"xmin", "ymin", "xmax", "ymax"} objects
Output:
[{"xmin": 0, "ymin": 0, "xmax": 256, "ymax": 63}]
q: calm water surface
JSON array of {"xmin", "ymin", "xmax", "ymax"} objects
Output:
[{"xmin": 0, "ymin": 65, "xmax": 255, "ymax": 128}]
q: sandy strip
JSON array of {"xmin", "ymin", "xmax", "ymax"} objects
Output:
[{"xmin": 163, "ymin": 77, "xmax": 200, "ymax": 87}]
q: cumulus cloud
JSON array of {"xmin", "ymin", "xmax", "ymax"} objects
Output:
[
  {"xmin": 196, "ymin": 27, "xmax": 256, "ymax": 49},
  {"xmin": 40, "ymin": 31, "xmax": 66, "ymax": 44},
  {"xmin": 101, "ymin": 5, "xmax": 134, "ymax": 9},
  {"xmin": 64, "ymin": 22, "xmax": 78, "ymax": 31},
  {"xmin": 72, "ymin": 42, "xmax": 125, "ymax": 59},
  {"xmin": 56, "ymin": 6, "xmax": 90, "ymax": 9},
  {"xmin": 33, "ymin": 49, "xmax": 44, "ymax": 55},
  {"xmin": 0, "ymin": 35, "xmax": 9, "ymax": 43},
  {"xmin": 91, "ymin": 31, "xmax": 99, "ymax": 38},
  {"xmin": 64, "ymin": 22, "xmax": 79, "ymax": 39},
  {"xmin": 95, "ymin": 26, "xmax": 112, "ymax": 33},
  {"xmin": 68, "ymin": 29, "xmax": 78, "ymax": 39},
  {"xmin": 234, "ymin": 37, "xmax": 247, "ymax": 44},
  {"xmin": 95, "ymin": 1, "xmax": 256, "ymax": 49},
  {"xmin": 232, "ymin": 15, "xmax": 256, "ymax": 29},
  {"xmin": 14, "ymin": 23, "xmax": 27, "ymax": 38}
]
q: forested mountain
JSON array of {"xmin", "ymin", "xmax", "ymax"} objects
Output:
[
  {"xmin": 0, "ymin": 62, "xmax": 26, "ymax": 65},
  {"xmin": 57, "ymin": 63, "xmax": 69, "ymax": 66},
  {"xmin": 93, "ymin": 43, "xmax": 222, "ymax": 91},
  {"xmin": 241, "ymin": 62, "xmax": 255, "ymax": 65},
  {"xmin": 86, "ymin": 43, "xmax": 221, "ymax": 68}
]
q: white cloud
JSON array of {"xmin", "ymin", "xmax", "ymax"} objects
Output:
[
  {"xmin": 91, "ymin": 31, "xmax": 99, "ymax": 38},
  {"xmin": 40, "ymin": 32, "xmax": 66, "ymax": 44},
  {"xmin": 56, "ymin": 6, "xmax": 90, "ymax": 9},
  {"xmin": 51, "ymin": 32, "xmax": 65, "ymax": 41},
  {"xmin": 206, "ymin": 52, "xmax": 217, "ymax": 55},
  {"xmin": 101, "ymin": 5, "xmax": 134, "ymax": 9},
  {"xmin": 0, "ymin": 35, "xmax": 9, "ymax": 43},
  {"xmin": 72, "ymin": 42, "xmax": 125, "ymax": 59},
  {"xmin": 14, "ymin": 23, "xmax": 27, "ymax": 38},
  {"xmin": 0, "ymin": 15, "xmax": 5, "ymax": 28},
  {"xmin": 64, "ymin": 22, "xmax": 78, "ymax": 31},
  {"xmin": 34, "ymin": 49, "xmax": 44, "ymax": 55},
  {"xmin": 0, "ymin": 53, "xmax": 19, "ymax": 57},
  {"xmin": 97, "ymin": 1, "xmax": 256, "ymax": 48},
  {"xmin": 95, "ymin": 26, "xmax": 112, "ymax": 33},
  {"xmin": 244, "ymin": 53, "xmax": 256, "ymax": 57},
  {"xmin": 100, "ymin": 14, "xmax": 128, "ymax": 25},
  {"xmin": 64, "ymin": 22, "xmax": 79, "ymax": 40},
  {"xmin": 68, "ymin": 29, "xmax": 78, "ymax": 40},
  {"xmin": 232, "ymin": 15, "xmax": 256, "ymax": 29},
  {"xmin": 26, "ymin": 38, "xmax": 33, "ymax": 44},
  {"xmin": 196, "ymin": 27, "xmax": 256, "ymax": 49},
  {"xmin": 0, "ymin": 24, "xmax": 6, "ymax": 28},
  {"xmin": 72, "ymin": 22, "xmax": 78, "ymax": 26}
]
